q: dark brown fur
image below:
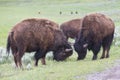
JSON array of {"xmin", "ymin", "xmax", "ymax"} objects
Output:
[
  {"xmin": 82, "ymin": 13, "xmax": 114, "ymax": 43},
  {"xmin": 7, "ymin": 18, "xmax": 73, "ymax": 68},
  {"xmin": 74, "ymin": 13, "xmax": 115, "ymax": 60},
  {"xmin": 60, "ymin": 19, "xmax": 82, "ymax": 40}
]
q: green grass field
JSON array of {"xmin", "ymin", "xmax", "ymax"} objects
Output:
[
  {"xmin": 0, "ymin": 0, "xmax": 120, "ymax": 80},
  {"xmin": 0, "ymin": 47, "xmax": 120, "ymax": 80},
  {"xmin": 0, "ymin": 0, "xmax": 120, "ymax": 46}
]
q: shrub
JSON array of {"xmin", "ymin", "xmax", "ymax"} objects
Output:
[
  {"xmin": 46, "ymin": 51, "xmax": 54, "ymax": 60},
  {"xmin": 113, "ymin": 26, "xmax": 120, "ymax": 46},
  {"xmin": 0, "ymin": 47, "xmax": 12, "ymax": 64}
]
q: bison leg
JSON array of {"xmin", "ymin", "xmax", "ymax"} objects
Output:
[
  {"xmin": 106, "ymin": 48, "xmax": 110, "ymax": 58},
  {"xmin": 18, "ymin": 52, "xmax": 24, "ymax": 69},
  {"xmin": 100, "ymin": 47, "xmax": 106, "ymax": 59},
  {"xmin": 13, "ymin": 53, "xmax": 18, "ymax": 67},
  {"xmin": 92, "ymin": 42, "xmax": 101, "ymax": 60},
  {"xmin": 34, "ymin": 52, "xmax": 39, "ymax": 66},
  {"xmin": 92, "ymin": 54, "xmax": 97, "ymax": 60},
  {"xmin": 106, "ymin": 35, "xmax": 113, "ymax": 58},
  {"xmin": 101, "ymin": 34, "xmax": 114, "ymax": 59},
  {"xmin": 16, "ymin": 51, "xmax": 24, "ymax": 69},
  {"xmin": 101, "ymin": 43, "xmax": 111, "ymax": 59},
  {"xmin": 34, "ymin": 51, "xmax": 41, "ymax": 66},
  {"xmin": 41, "ymin": 57, "xmax": 46, "ymax": 65},
  {"xmin": 11, "ymin": 46, "xmax": 18, "ymax": 67},
  {"xmin": 15, "ymin": 47, "xmax": 25, "ymax": 69},
  {"xmin": 34, "ymin": 50, "xmax": 46, "ymax": 66}
]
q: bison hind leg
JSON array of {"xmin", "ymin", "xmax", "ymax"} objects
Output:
[
  {"xmin": 17, "ymin": 50, "xmax": 25, "ymax": 69},
  {"xmin": 11, "ymin": 46, "xmax": 24, "ymax": 69},
  {"xmin": 101, "ymin": 34, "xmax": 114, "ymax": 59},
  {"xmin": 11, "ymin": 47, "xmax": 18, "ymax": 68},
  {"xmin": 12, "ymin": 50, "xmax": 25, "ymax": 69},
  {"xmin": 13, "ymin": 53, "xmax": 18, "ymax": 68}
]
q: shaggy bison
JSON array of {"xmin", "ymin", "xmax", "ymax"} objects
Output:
[
  {"xmin": 60, "ymin": 19, "xmax": 82, "ymax": 40},
  {"xmin": 7, "ymin": 18, "xmax": 73, "ymax": 68},
  {"xmin": 74, "ymin": 13, "xmax": 115, "ymax": 60}
]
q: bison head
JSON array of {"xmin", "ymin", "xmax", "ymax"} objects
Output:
[
  {"xmin": 53, "ymin": 43, "xmax": 73, "ymax": 61},
  {"xmin": 74, "ymin": 32, "xmax": 89, "ymax": 60}
]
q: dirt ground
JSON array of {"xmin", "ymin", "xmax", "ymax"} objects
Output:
[{"xmin": 86, "ymin": 60, "xmax": 120, "ymax": 80}]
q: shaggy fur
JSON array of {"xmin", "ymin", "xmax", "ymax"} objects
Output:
[
  {"xmin": 60, "ymin": 19, "xmax": 82, "ymax": 40},
  {"xmin": 74, "ymin": 13, "xmax": 115, "ymax": 60},
  {"xmin": 7, "ymin": 18, "xmax": 73, "ymax": 68}
]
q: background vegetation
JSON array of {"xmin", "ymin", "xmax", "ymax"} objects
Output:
[{"xmin": 0, "ymin": 0, "xmax": 120, "ymax": 80}]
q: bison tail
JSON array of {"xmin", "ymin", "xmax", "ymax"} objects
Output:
[
  {"xmin": 6, "ymin": 35, "xmax": 11, "ymax": 54},
  {"xmin": 6, "ymin": 32, "xmax": 13, "ymax": 57}
]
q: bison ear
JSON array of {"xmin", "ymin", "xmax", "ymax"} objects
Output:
[
  {"xmin": 83, "ymin": 43, "xmax": 88, "ymax": 48},
  {"xmin": 65, "ymin": 49, "xmax": 72, "ymax": 52}
]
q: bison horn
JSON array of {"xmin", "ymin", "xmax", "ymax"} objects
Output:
[
  {"xmin": 65, "ymin": 49, "xmax": 72, "ymax": 52},
  {"xmin": 83, "ymin": 43, "xmax": 88, "ymax": 48}
]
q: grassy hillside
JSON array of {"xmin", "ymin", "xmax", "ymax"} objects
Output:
[
  {"xmin": 0, "ymin": 0, "xmax": 120, "ymax": 46},
  {"xmin": 0, "ymin": 0, "xmax": 120, "ymax": 80}
]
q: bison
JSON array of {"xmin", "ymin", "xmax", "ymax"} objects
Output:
[
  {"xmin": 60, "ymin": 19, "xmax": 82, "ymax": 41},
  {"xmin": 7, "ymin": 18, "xmax": 73, "ymax": 68},
  {"xmin": 74, "ymin": 13, "xmax": 115, "ymax": 60}
]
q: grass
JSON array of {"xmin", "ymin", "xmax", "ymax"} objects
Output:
[
  {"xmin": 0, "ymin": 0, "xmax": 120, "ymax": 80},
  {"xmin": 0, "ymin": 46, "xmax": 120, "ymax": 80}
]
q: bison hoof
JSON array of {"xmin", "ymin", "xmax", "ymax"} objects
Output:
[
  {"xmin": 106, "ymin": 55, "xmax": 109, "ymax": 58},
  {"xmin": 34, "ymin": 64, "xmax": 38, "ymax": 66},
  {"xmin": 92, "ymin": 56, "xmax": 97, "ymax": 60},
  {"xmin": 77, "ymin": 57, "xmax": 85, "ymax": 60},
  {"xmin": 100, "ymin": 56, "xmax": 105, "ymax": 59}
]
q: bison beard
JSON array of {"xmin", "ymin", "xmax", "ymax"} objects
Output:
[
  {"xmin": 74, "ymin": 13, "xmax": 115, "ymax": 60},
  {"xmin": 6, "ymin": 18, "xmax": 73, "ymax": 68}
]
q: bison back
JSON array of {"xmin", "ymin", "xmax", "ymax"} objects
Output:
[
  {"xmin": 11, "ymin": 18, "xmax": 59, "ymax": 52},
  {"xmin": 60, "ymin": 19, "xmax": 82, "ymax": 39},
  {"xmin": 81, "ymin": 13, "xmax": 115, "ymax": 42}
]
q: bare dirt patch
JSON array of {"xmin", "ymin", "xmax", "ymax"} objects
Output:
[{"xmin": 86, "ymin": 60, "xmax": 120, "ymax": 80}]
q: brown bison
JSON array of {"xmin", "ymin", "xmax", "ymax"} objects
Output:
[
  {"xmin": 74, "ymin": 13, "xmax": 115, "ymax": 60},
  {"xmin": 7, "ymin": 18, "xmax": 73, "ymax": 68},
  {"xmin": 60, "ymin": 19, "xmax": 82, "ymax": 40}
]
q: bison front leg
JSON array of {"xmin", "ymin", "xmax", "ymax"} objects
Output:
[
  {"xmin": 41, "ymin": 57, "xmax": 46, "ymax": 65},
  {"xmin": 34, "ymin": 50, "xmax": 46, "ymax": 66},
  {"xmin": 92, "ymin": 43, "xmax": 101, "ymax": 60}
]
